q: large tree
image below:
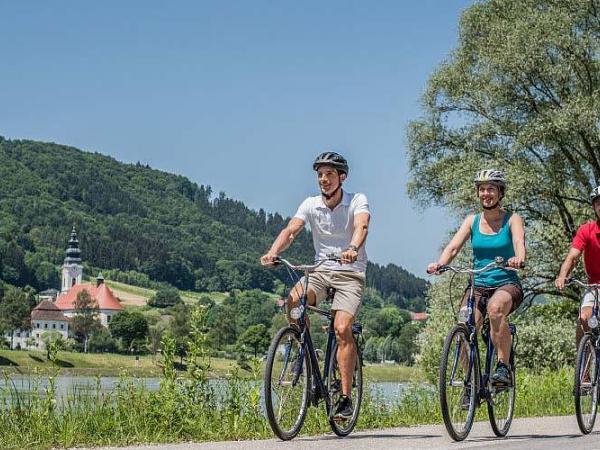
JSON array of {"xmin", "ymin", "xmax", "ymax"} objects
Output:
[
  {"xmin": 408, "ymin": 0, "xmax": 600, "ymax": 301},
  {"xmin": 408, "ymin": 0, "xmax": 600, "ymax": 379}
]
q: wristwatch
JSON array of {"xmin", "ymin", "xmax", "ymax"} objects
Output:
[{"xmin": 347, "ymin": 244, "xmax": 359, "ymax": 252}]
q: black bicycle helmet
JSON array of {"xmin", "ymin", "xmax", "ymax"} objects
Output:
[{"xmin": 313, "ymin": 151, "xmax": 349, "ymax": 175}]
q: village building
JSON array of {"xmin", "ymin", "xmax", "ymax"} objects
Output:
[
  {"xmin": 4, "ymin": 227, "xmax": 123, "ymax": 349},
  {"xmin": 55, "ymin": 275, "xmax": 123, "ymax": 327},
  {"xmin": 5, "ymin": 300, "xmax": 70, "ymax": 350},
  {"xmin": 54, "ymin": 227, "xmax": 124, "ymax": 326}
]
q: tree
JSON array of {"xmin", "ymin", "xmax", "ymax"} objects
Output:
[
  {"xmin": 408, "ymin": 0, "xmax": 600, "ymax": 301},
  {"xmin": 41, "ymin": 331, "xmax": 65, "ymax": 363},
  {"xmin": 88, "ymin": 329, "xmax": 119, "ymax": 353},
  {"xmin": 148, "ymin": 323, "xmax": 166, "ymax": 357},
  {"xmin": 407, "ymin": 0, "xmax": 600, "ymax": 376},
  {"xmin": 148, "ymin": 287, "xmax": 182, "ymax": 308},
  {"xmin": 0, "ymin": 286, "xmax": 36, "ymax": 349},
  {"xmin": 109, "ymin": 311, "xmax": 149, "ymax": 351},
  {"xmin": 236, "ymin": 324, "xmax": 270, "ymax": 357},
  {"xmin": 169, "ymin": 303, "xmax": 190, "ymax": 363},
  {"xmin": 365, "ymin": 306, "xmax": 410, "ymax": 338},
  {"xmin": 71, "ymin": 290, "xmax": 101, "ymax": 353}
]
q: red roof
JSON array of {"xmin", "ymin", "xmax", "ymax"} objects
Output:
[
  {"xmin": 55, "ymin": 283, "xmax": 123, "ymax": 311},
  {"xmin": 410, "ymin": 312, "xmax": 428, "ymax": 322},
  {"xmin": 31, "ymin": 300, "xmax": 69, "ymax": 321}
]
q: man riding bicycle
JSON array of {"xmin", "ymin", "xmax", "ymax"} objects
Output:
[
  {"xmin": 260, "ymin": 151, "xmax": 370, "ymax": 420},
  {"xmin": 427, "ymin": 169, "xmax": 526, "ymax": 388},
  {"xmin": 555, "ymin": 186, "xmax": 600, "ymax": 344}
]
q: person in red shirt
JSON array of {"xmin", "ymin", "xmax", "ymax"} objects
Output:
[{"xmin": 555, "ymin": 186, "xmax": 600, "ymax": 343}]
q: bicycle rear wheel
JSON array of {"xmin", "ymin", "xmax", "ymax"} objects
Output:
[
  {"xmin": 439, "ymin": 324, "xmax": 478, "ymax": 441},
  {"xmin": 327, "ymin": 339, "xmax": 363, "ymax": 436},
  {"xmin": 264, "ymin": 326, "xmax": 311, "ymax": 440},
  {"xmin": 487, "ymin": 343, "xmax": 515, "ymax": 436},
  {"xmin": 575, "ymin": 333, "xmax": 598, "ymax": 434}
]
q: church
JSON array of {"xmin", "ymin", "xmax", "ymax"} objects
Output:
[
  {"xmin": 54, "ymin": 227, "xmax": 123, "ymax": 327},
  {"xmin": 4, "ymin": 227, "xmax": 123, "ymax": 350}
]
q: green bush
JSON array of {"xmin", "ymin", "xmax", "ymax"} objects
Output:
[
  {"xmin": 513, "ymin": 301, "xmax": 577, "ymax": 371},
  {"xmin": 148, "ymin": 287, "xmax": 182, "ymax": 308},
  {"xmin": 88, "ymin": 330, "xmax": 119, "ymax": 353}
]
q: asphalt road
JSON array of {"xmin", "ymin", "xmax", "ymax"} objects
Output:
[{"xmin": 80, "ymin": 415, "xmax": 600, "ymax": 450}]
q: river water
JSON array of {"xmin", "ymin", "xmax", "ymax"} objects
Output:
[{"xmin": 1, "ymin": 374, "xmax": 428, "ymax": 405}]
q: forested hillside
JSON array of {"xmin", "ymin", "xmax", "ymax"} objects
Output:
[{"xmin": 0, "ymin": 136, "xmax": 427, "ymax": 309}]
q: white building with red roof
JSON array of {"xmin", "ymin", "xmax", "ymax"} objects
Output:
[
  {"xmin": 54, "ymin": 228, "xmax": 123, "ymax": 326},
  {"xmin": 55, "ymin": 274, "xmax": 123, "ymax": 327},
  {"xmin": 3, "ymin": 228, "xmax": 124, "ymax": 349},
  {"xmin": 5, "ymin": 300, "xmax": 70, "ymax": 350}
]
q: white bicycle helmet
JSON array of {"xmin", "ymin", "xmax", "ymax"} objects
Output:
[{"xmin": 590, "ymin": 186, "xmax": 600, "ymax": 204}]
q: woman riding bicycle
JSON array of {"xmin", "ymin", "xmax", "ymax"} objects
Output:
[{"xmin": 427, "ymin": 169, "xmax": 526, "ymax": 385}]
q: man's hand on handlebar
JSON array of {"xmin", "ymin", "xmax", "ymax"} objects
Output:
[
  {"xmin": 260, "ymin": 253, "xmax": 279, "ymax": 266},
  {"xmin": 340, "ymin": 248, "xmax": 358, "ymax": 264},
  {"xmin": 554, "ymin": 276, "xmax": 567, "ymax": 290},
  {"xmin": 427, "ymin": 262, "xmax": 443, "ymax": 274}
]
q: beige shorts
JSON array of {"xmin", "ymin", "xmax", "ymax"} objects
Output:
[
  {"xmin": 582, "ymin": 289, "xmax": 600, "ymax": 308},
  {"xmin": 300, "ymin": 270, "xmax": 365, "ymax": 317}
]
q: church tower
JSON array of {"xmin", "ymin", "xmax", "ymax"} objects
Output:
[{"xmin": 61, "ymin": 226, "xmax": 83, "ymax": 294}]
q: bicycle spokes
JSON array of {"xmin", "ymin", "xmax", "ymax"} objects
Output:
[
  {"xmin": 440, "ymin": 326, "xmax": 477, "ymax": 441},
  {"xmin": 264, "ymin": 327, "xmax": 310, "ymax": 440},
  {"xmin": 575, "ymin": 334, "xmax": 598, "ymax": 434}
]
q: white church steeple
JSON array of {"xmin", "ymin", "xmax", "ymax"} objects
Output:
[{"xmin": 61, "ymin": 226, "xmax": 83, "ymax": 293}]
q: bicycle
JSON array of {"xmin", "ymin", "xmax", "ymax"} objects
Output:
[
  {"xmin": 263, "ymin": 256, "xmax": 363, "ymax": 440},
  {"xmin": 566, "ymin": 278, "xmax": 600, "ymax": 434},
  {"xmin": 435, "ymin": 257, "xmax": 519, "ymax": 441}
]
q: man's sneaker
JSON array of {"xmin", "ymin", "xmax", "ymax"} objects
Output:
[
  {"xmin": 460, "ymin": 387, "xmax": 472, "ymax": 410},
  {"xmin": 491, "ymin": 361, "xmax": 512, "ymax": 386},
  {"xmin": 333, "ymin": 395, "xmax": 354, "ymax": 421}
]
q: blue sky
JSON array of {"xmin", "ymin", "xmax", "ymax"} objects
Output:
[{"xmin": 0, "ymin": 1, "xmax": 473, "ymax": 275}]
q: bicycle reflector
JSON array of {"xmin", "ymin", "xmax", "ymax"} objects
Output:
[
  {"xmin": 458, "ymin": 307, "xmax": 470, "ymax": 322},
  {"xmin": 290, "ymin": 306, "xmax": 304, "ymax": 320}
]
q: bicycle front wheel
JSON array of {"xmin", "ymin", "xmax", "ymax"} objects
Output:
[
  {"xmin": 327, "ymin": 339, "xmax": 363, "ymax": 436},
  {"xmin": 487, "ymin": 344, "xmax": 515, "ymax": 436},
  {"xmin": 264, "ymin": 326, "xmax": 311, "ymax": 440},
  {"xmin": 439, "ymin": 324, "xmax": 478, "ymax": 441},
  {"xmin": 575, "ymin": 332, "xmax": 598, "ymax": 434}
]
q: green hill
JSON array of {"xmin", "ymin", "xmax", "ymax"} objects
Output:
[{"xmin": 0, "ymin": 136, "xmax": 427, "ymax": 308}]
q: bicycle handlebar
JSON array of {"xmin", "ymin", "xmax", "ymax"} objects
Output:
[
  {"xmin": 273, "ymin": 254, "xmax": 341, "ymax": 272},
  {"xmin": 434, "ymin": 257, "xmax": 524, "ymax": 276},
  {"xmin": 565, "ymin": 278, "xmax": 600, "ymax": 290}
]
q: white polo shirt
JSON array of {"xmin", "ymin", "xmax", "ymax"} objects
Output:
[{"xmin": 293, "ymin": 190, "xmax": 370, "ymax": 273}]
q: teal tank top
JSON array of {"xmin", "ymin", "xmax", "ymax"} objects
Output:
[{"xmin": 471, "ymin": 212, "xmax": 520, "ymax": 287}]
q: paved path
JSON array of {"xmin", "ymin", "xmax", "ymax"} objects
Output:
[{"xmin": 79, "ymin": 415, "xmax": 600, "ymax": 450}]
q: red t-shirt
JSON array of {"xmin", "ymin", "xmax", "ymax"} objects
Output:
[{"xmin": 572, "ymin": 221, "xmax": 600, "ymax": 283}]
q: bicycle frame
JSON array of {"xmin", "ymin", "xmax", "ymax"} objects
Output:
[
  {"xmin": 569, "ymin": 279, "xmax": 600, "ymax": 384},
  {"xmin": 276, "ymin": 257, "xmax": 342, "ymax": 409},
  {"xmin": 445, "ymin": 260, "xmax": 518, "ymax": 402}
]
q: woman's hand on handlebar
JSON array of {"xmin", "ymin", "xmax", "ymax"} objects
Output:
[{"xmin": 506, "ymin": 256, "xmax": 525, "ymax": 269}]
